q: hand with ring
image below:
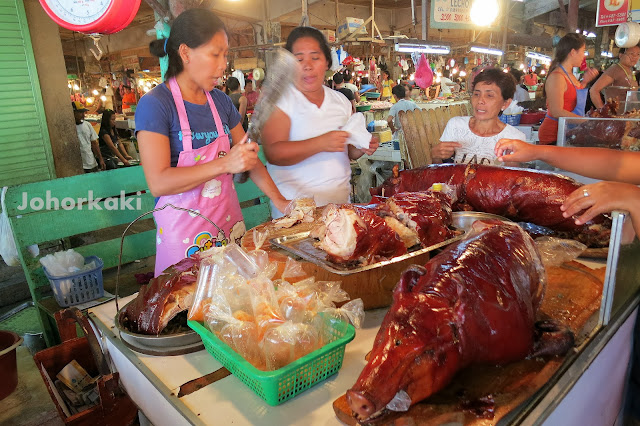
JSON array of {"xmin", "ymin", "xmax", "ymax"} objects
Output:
[{"xmin": 561, "ymin": 181, "xmax": 640, "ymax": 226}]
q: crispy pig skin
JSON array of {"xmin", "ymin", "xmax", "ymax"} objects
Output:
[
  {"xmin": 346, "ymin": 220, "xmax": 545, "ymax": 421},
  {"xmin": 119, "ymin": 257, "xmax": 199, "ymax": 335},
  {"xmin": 371, "ymin": 163, "xmax": 611, "ymax": 247}
]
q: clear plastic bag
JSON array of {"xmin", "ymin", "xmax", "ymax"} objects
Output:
[
  {"xmin": 262, "ymin": 322, "xmax": 320, "ymax": 371},
  {"xmin": 39, "ymin": 249, "xmax": 87, "ymax": 277},
  {"xmin": 535, "ymin": 236, "xmax": 587, "ymax": 267}
]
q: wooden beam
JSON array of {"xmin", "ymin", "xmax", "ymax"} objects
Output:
[{"xmin": 523, "ymin": 0, "xmax": 595, "ymax": 21}]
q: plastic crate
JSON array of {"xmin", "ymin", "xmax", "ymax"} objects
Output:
[
  {"xmin": 188, "ymin": 317, "xmax": 355, "ymax": 406},
  {"xmin": 43, "ymin": 256, "xmax": 104, "ymax": 307},
  {"xmin": 499, "ymin": 113, "xmax": 522, "ymax": 125}
]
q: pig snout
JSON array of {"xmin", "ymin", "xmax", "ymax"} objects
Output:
[{"xmin": 346, "ymin": 389, "xmax": 377, "ymax": 420}]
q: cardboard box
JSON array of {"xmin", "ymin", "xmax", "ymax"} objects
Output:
[
  {"xmin": 337, "ymin": 17, "xmax": 367, "ymax": 39},
  {"xmin": 372, "ymin": 129, "xmax": 392, "ymax": 143},
  {"xmin": 321, "ymin": 30, "xmax": 336, "ymax": 44}
]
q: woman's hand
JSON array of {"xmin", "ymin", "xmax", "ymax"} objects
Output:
[
  {"xmin": 223, "ymin": 141, "xmax": 259, "ymax": 174},
  {"xmin": 273, "ymin": 198, "xmax": 292, "ymax": 214},
  {"xmin": 363, "ymin": 136, "xmax": 379, "ymax": 156},
  {"xmin": 431, "ymin": 142, "xmax": 461, "ymax": 161},
  {"xmin": 124, "ymin": 154, "xmax": 133, "ymax": 160},
  {"xmin": 322, "ymin": 130, "xmax": 350, "ymax": 152},
  {"xmin": 582, "ymin": 68, "xmax": 600, "ymax": 86},
  {"xmin": 494, "ymin": 139, "xmax": 538, "ymax": 163},
  {"xmin": 561, "ymin": 181, "xmax": 640, "ymax": 226}
]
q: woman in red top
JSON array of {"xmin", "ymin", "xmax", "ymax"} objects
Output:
[{"xmin": 538, "ymin": 33, "xmax": 599, "ymax": 145}]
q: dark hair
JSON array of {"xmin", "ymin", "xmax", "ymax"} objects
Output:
[
  {"xmin": 549, "ymin": 33, "xmax": 586, "ymax": 74},
  {"xmin": 381, "ymin": 68, "xmax": 391, "ymax": 79},
  {"xmin": 391, "ymin": 84, "xmax": 406, "ymax": 99},
  {"xmin": 361, "ymin": 77, "xmax": 369, "ymax": 85},
  {"xmin": 225, "ymin": 76, "xmax": 240, "ymax": 94},
  {"xmin": 149, "ymin": 8, "xmax": 226, "ymax": 80},
  {"xmin": 100, "ymin": 109, "xmax": 116, "ymax": 134},
  {"xmin": 509, "ymin": 69, "xmax": 523, "ymax": 82},
  {"xmin": 344, "ymin": 72, "xmax": 353, "ymax": 82},
  {"xmin": 285, "ymin": 26, "xmax": 332, "ymax": 69},
  {"xmin": 620, "ymin": 46, "xmax": 640, "ymax": 55},
  {"xmin": 472, "ymin": 68, "xmax": 516, "ymax": 100},
  {"xmin": 332, "ymin": 72, "xmax": 344, "ymax": 84}
]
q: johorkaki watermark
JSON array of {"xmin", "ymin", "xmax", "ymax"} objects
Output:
[{"xmin": 17, "ymin": 190, "xmax": 143, "ymax": 211}]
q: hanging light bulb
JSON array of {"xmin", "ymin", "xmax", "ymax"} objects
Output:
[
  {"xmin": 68, "ymin": 83, "xmax": 72, "ymax": 89},
  {"xmin": 519, "ymin": 63, "xmax": 525, "ymax": 70},
  {"xmin": 452, "ymin": 68, "xmax": 458, "ymax": 75},
  {"xmin": 86, "ymin": 97, "xmax": 94, "ymax": 105},
  {"xmin": 92, "ymin": 89, "xmax": 99, "ymax": 96},
  {"xmin": 459, "ymin": 70, "xmax": 467, "ymax": 77},
  {"xmin": 100, "ymin": 95, "xmax": 107, "ymax": 101},
  {"xmin": 73, "ymin": 84, "xmax": 80, "ymax": 91},
  {"xmin": 410, "ymin": 73, "xmax": 415, "ymax": 81},
  {"xmin": 540, "ymin": 69, "xmax": 546, "ymax": 75},
  {"xmin": 470, "ymin": 0, "xmax": 500, "ymax": 27}
]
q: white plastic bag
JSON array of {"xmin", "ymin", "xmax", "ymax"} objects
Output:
[{"xmin": 1, "ymin": 187, "xmax": 39, "ymax": 266}]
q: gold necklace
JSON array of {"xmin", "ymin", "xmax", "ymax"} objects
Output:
[{"xmin": 617, "ymin": 63, "xmax": 637, "ymax": 86}]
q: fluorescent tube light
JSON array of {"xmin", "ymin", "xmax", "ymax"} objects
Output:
[
  {"xmin": 395, "ymin": 43, "xmax": 450, "ymax": 54},
  {"xmin": 470, "ymin": 46, "xmax": 503, "ymax": 56},
  {"xmin": 526, "ymin": 51, "xmax": 552, "ymax": 63}
]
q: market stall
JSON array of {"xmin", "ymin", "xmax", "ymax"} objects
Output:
[{"xmin": 84, "ymin": 206, "xmax": 640, "ymax": 425}]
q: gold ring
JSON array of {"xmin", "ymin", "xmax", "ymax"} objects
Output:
[{"xmin": 583, "ymin": 188, "xmax": 589, "ymax": 198}]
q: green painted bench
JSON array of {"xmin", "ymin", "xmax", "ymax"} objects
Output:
[{"xmin": 5, "ymin": 164, "xmax": 271, "ymax": 346}]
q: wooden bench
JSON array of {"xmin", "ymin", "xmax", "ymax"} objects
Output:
[
  {"xmin": 5, "ymin": 165, "xmax": 271, "ymax": 346},
  {"xmin": 398, "ymin": 102, "xmax": 472, "ymax": 168}
]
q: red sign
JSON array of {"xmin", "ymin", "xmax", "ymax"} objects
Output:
[{"xmin": 597, "ymin": 0, "xmax": 629, "ymax": 26}]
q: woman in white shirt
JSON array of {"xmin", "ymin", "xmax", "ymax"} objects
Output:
[
  {"xmin": 261, "ymin": 27, "xmax": 378, "ymax": 218},
  {"xmin": 431, "ymin": 68, "xmax": 526, "ymax": 166}
]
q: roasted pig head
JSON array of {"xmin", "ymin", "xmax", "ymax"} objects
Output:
[{"xmin": 346, "ymin": 220, "xmax": 546, "ymax": 422}]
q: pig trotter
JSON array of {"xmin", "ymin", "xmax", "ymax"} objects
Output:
[{"xmin": 529, "ymin": 319, "xmax": 575, "ymax": 358}]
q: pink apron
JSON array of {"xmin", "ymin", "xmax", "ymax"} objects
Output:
[{"xmin": 153, "ymin": 78, "xmax": 245, "ymax": 276}]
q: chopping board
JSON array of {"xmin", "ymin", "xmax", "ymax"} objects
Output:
[
  {"xmin": 241, "ymin": 219, "xmax": 431, "ymax": 310},
  {"xmin": 332, "ymin": 261, "xmax": 606, "ymax": 425}
]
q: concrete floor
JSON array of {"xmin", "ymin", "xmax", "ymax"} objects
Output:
[{"xmin": 0, "ymin": 346, "xmax": 63, "ymax": 426}]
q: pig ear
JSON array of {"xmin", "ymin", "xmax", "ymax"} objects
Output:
[{"xmin": 395, "ymin": 265, "xmax": 427, "ymax": 294}]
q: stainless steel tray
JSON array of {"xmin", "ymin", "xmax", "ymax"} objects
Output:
[
  {"xmin": 269, "ymin": 211, "xmax": 510, "ymax": 275},
  {"xmin": 115, "ymin": 300, "xmax": 204, "ymax": 356}
]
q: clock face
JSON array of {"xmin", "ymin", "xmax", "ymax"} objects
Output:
[{"xmin": 42, "ymin": 0, "xmax": 111, "ymax": 26}]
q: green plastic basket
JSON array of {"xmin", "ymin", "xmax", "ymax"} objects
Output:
[{"xmin": 188, "ymin": 317, "xmax": 355, "ymax": 406}]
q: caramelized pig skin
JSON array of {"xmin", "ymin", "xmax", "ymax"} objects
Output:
[
  {"xmin": 348, "ymin": 221, "xmax": 543, "ymax": 416},
  {"xmin": 371, "ymin": 163, "xmax": 610, "ymax": 246}
]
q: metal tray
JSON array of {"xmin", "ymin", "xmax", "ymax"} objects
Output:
[
  {"xmin": 115, "ymin": 300, "xmax": 204, "ymax": 356},
  {"xmin": 269, "ymin": 211, "xmax": 510, "ymax": 275}
]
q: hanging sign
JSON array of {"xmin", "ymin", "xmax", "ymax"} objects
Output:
[
  {"xmin": 630, "ymin": 0, "xmax": 640, "ymax": 22},
  {"xmin": 430, "ymin": 0, "xmax": 474, "ymax": 29},
  {"xmin": 597, "ymin": 0, "xmax": 630, "ymax": 27}
]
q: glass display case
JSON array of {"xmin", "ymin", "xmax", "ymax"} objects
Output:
[
  {"xmin": 602, "ymin": 86, "xmax": 636, "ymax": 111},
  {"xmin": 557, "ymin": 116, "xmax": 640, "ymax": 150}
]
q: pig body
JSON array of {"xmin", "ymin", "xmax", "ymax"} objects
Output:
[{"xmin": 346, "ymin": 220, "xmax": 546, "ymax": 421}]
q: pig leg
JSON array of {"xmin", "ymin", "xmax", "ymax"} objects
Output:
[{"xmin": 529, "ymin": 319, "xmax": 575, "ymax": 358}]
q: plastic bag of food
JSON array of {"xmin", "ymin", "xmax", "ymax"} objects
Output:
[
  {"xmin": 262, "ymin": 322, "xmax": 320, "ymax": 370},
  {"xmin": 219, "ymin": 319, "xmax": 264, "ymax": 369},
  {"xmin": 224, "ymin": 243, "xmax": 260, "ymax": 279},
  {"xmin": 322, "ymin": 298, "xmax": 365, "ymax": 329},
  {"xmin": 281, "ymin": 257, "xmax": 307, "ymax": 282},
  {"xmin": 188, "ymin": 248, "xmax": 229, "ymax": 322},
  {"xmin": 535, "ymin": 236, "xmax": 587, "ymax": 267},
  {"xmin": 315, "ymin": 281, "xmax": 350, "ymax": 308},
  {"xmin": 247, "ymin": 229, "xmax": 278, "ymax": 279}
]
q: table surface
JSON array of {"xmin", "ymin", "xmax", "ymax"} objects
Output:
[
  {"xmin": 91, "ymin": 295, "xmax": 387, "ymax": 426},
  {"xmin": 90, "ymin": 256, "xmax": 606, "ymax": 426}
]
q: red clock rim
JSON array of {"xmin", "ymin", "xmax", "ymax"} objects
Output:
[{"xmin": 39, "ymin": 0, "xmax": 122, "ymax": 33}]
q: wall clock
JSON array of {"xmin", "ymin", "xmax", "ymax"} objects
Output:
[{"xmin": 39, "ymin": 0, "xmax": 141, "ymax": 35}]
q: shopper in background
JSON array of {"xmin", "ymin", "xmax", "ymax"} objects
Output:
[
  {"xmin": 378, "ymin": 68, "xmax": 395, "ymax": 102},
  {"xmin": 589, "ymin": 45, "xmax": 640, "ymax": 109},
  {"xmin": 387, "ymin": 85, "xmax": 417, "ymax": 139},
  {"xmin": 99, "ymin": 109, "xmax": 132, "ymax": 169},
  {"xmin": 225, "ymin": 76, "xmax": 248, "ymax": 131},
  {"xmin": 333, "ymin": 72, "xmax": 355, "ymax": 112},
  {"xmin": 244, "ymin": 79, "xmax": 260, "ymax": 113},
  {"xmin": 509, "ymin": 69, "xmax": 531, "ymax": 104},
  {"xmin": 343, "ymin": 72, "xmax": 359, "ymax": 97},
  {"xmin": 73, "ymin": 101, "xmax": 105, "ymax": 172},
  {"xmin": 538, "ymin": 33, "xmax": 599, "ymax": 144},
  {"xmin": 122, "ymin": 86, "xmax": 137, "ymax": 111}
]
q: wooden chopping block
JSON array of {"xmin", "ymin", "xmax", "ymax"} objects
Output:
[
  {"xmin": 241, "ymin": 221, "xmax": 430, "ymax": 310},
  {"xmin": 332, "ymin": 261, "xmax": 606, "ymax": 425}
]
